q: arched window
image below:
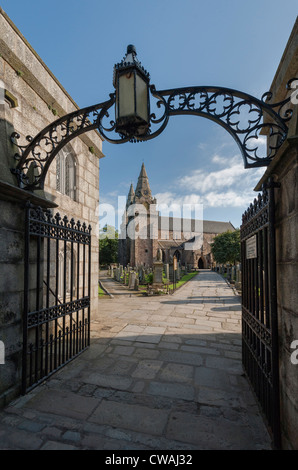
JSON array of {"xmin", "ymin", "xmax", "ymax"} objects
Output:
[{"xmin": 56, "ymin": 147, "xmax": 77, "ymax": 200}]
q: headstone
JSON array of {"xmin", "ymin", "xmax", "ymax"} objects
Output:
[
  {"xmin": 124, "ymin": 268, "xmax": 128, "ymax": 285},
  {"xmin": 139, "ymin": 267, "xmax": 145, "ymax": 284},
  {"xmin": 153, "ymin": 261, "xmax": 163, "ymax": 289},
  {"xmin": 164, "ymin": 263, "xmax": 169, "ymax": 281},
  {"xmin": 176, "ymin": 262, "xmax": 181, "ymax": 281},
  {"xmin": 129, "ymin": 272, "xmax": 136, "ymax": 289}
]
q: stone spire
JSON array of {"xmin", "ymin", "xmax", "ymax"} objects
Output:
[
  {"xmin": 126, "ymin": 183, "xmax": 135, "ymax": 208},
  {"xmin": 135, "ymin": 163, "xmax": 152, "ymax": 200}
]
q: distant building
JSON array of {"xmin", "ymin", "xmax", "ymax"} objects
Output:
[{"xmin": 119, "ymin": 163, "xmax": 235, "ymax": 268}]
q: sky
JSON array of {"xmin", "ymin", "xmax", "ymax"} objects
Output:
[{"xmin": 1, "ymin": 0, "xmax": 297, "ymax": 229}]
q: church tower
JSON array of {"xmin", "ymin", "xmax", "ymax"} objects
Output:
[
  {"xmin": 134, "ymin": 163, "xmax": 155, "ymax": 208},
  {"xmin": 126, "ymin": 183, "xmax": 135, "ymax": 209},
  {"xmin": 123, "ymin": 163, "xmax": 158, "ymax": 267},
  {"xmin": 118, "ymin": 183, "xmax": 135, "ymax": 266}
]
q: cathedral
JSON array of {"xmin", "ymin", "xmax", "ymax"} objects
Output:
[{"xmin": 118, "ymin": 164, "xmax": 235, "ymax": 269}]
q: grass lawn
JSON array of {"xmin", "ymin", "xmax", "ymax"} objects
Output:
[
  {"xmin": 167, "ymin": 271, "xmax": 198, "ymax": 291},
  {"xmin": 98, "ymin": 284, "xmax": 106, "ymax": 297},
  {"xmin": 139, "ymin": 271, "xmax": 198, "ymax": 294}
]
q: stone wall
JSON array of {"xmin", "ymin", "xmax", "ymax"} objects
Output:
[
  {"xmin": 0, "ymin": 9, "xmax": 103, "ymax": 407},
  {"xmin": 255, "ymin": 18, "xmax": 298, "ymax": 449}
]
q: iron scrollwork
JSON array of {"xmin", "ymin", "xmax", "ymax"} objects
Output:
[
  {"xmin": 145, "ymin": 81, "xmax": 295, "ymax": 168},
  {"xmin": 11, "ymin": 95, "xmax": 117, "ymax": 190},
  {"xmin": 11, "ymin": 79, "xmax": 295, "ymax": 191}
]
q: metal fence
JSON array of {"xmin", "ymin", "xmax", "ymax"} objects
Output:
[
  {"xmin": 22, "ymin": 203, "xmax": 91, "ymax": 394},
  {"xmin": 240, "ymin": 180, "xmax": 281, "ymax": 448}
]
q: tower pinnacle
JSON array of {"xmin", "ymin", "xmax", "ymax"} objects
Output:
[
  {"xmin": 126, "ymin": 183, "xmax": 135, "ymax": 208},
  {"xmin": 135, "ymin": 163, "xmax": 152, "ymax": 200}
]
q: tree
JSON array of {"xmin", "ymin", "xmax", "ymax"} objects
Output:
[
  {"xmin": 210, "ymin": 229, "xmax": 240, "ymax": 265},
  {"xmin": 99, "ymin": 225, "xmax": 119, "ymax": 265}
]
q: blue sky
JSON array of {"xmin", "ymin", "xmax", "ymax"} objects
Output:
[{"xmin": 1, "ymin": 0, "xmax": 297, "ymax": 229}]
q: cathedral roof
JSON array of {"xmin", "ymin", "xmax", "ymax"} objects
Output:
[{"xmin": 158, "ymin": 216, "xmax": 235, "ymax": 234}]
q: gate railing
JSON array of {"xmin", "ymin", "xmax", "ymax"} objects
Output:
[
  {"xmin": 240, "ymin": 178, "xmax": 281, "ymax": 449},
  {"xmin": 22, "ymin": 203, "xmax": 91, "ymax": 394}
]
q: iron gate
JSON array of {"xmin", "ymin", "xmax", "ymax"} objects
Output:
[
  {"xmin": 22, "ymin": 203, "xmax": 91, "ymax": 394},
  {"xmin": 240, "ymin": 179, "xmax": 281, "ymax": 448}
]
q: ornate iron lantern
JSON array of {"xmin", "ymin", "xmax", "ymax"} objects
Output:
[
  {"xmin": 10, "ymin": 45, "xmax": 297, "ymax": 190},
  {"xmin": 113, "ymin": 45, "xmax": 150, "ymax": 138}
]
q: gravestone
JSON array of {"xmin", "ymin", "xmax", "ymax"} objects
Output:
[
  {"xmin": 153, "ymin": 250, "xmax": 164, "ymax": 289},
  {"xmin": 129, "ymin": 272, "xmax": 136, "ymax": 289},
  {"xmin": 164, "ymin": 263, "xmax": 169, "ymax": 281}
]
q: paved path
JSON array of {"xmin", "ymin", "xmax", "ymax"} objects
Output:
[{"xmin": 0, "ymin": 270, "xmax": 272, "ymax": 450}]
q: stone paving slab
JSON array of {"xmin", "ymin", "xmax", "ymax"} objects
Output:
[{"xmin": 0, "ymin": 270, "xmax": 273, "ymax": 450}]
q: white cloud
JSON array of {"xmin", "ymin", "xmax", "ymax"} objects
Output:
[
  {"xmin": 179, "ymin": 154, "xmax": 264, "ymax": 195},
  {"xmin": 155, "ymin": 151, "xmax": 265, "ymax": 211},
  {"xmin": 211, "ymin": 154, "xmax": 228, "ymax": 165}
]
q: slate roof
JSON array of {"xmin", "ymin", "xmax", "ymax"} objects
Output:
[
  {"xmin": 158, "ymin": 216, "xmax": 235, "ymax": 234},
  {"xmin": 158, "ymin": 240, "xmax": 184, "ymax": 250}
]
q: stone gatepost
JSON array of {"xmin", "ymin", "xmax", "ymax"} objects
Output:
[{"xmin": 0, "ymin": 188, "xmax": 57, "ymax": 408}]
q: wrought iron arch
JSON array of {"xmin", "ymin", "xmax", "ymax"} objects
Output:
[
  {"xmin": 145, "ymin": 83, "xmax": 294, "ymax": 168},
  {"xmin": 10, "ymin": 80, "xmax": 296, "ymax": 191}
]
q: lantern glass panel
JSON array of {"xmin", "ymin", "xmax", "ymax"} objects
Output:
[
  {"xmin": 135, "ymin": 74, "xmax": 149, "ymax": 123},
  {"xmin": 118, "ymin": 72, "xmax": 135, "ymax": 119}
]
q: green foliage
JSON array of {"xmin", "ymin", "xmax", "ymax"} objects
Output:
[
  {"xmin": 98, "ymin": 284, "xmax": 106, "ymax": 297},
  {"xmin": 99, "ymin": 225, "xmax": 119, "ymax": 265},
  {"xmin": 145, "ymin": 273, "xmax": 153, "ymax": 284},
  {"xmin": 210, "ymin": 229, "xmax": 240, "ymax": 265}
]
